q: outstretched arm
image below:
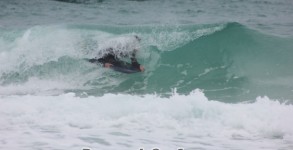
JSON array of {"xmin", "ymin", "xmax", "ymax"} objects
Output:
[
  {"xmin": 97, "ymin": 54, "xmax": 116, "ymax": 68},
  {"xmin": 96, "ymin": 58, "xmax": 111, "ymax": 67},
  {"xmin": 131, "ymin": 56, "xmax": 144, "ymax": 72}
]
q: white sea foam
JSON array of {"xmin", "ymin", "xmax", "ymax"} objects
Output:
[
  {"xmin": 0, "ymin": 26, "xmax": 81, "ymax": 73},
  {"xmin": 142, "ymin": 24, "xmax": 224, "ymax": 52},
  {"xmin": 0, "ymin": 90, "xmax": 292, "ymax": 150},
  {"xmin": 0, "ymin": 77, "xmax": 76, "ymax": 96},
  {"xmin": 1, "ymin": 0, "xmax": 293, "ymax": 149}
]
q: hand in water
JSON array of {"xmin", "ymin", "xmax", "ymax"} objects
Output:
[
  {"xmin": 140, "ymin": 65, "xmax": 145, "ymax": 72},
  {"xmin": 104, "ymin": 63, "xmax": 113, "ymax": 68}
]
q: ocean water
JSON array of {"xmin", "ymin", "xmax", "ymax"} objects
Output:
[{"xmin": 1, "ymin": 0, "xmax": 293, "ymax": 149}]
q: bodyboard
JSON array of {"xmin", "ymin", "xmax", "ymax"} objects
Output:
[{"xmin": 86, "ymin": 58, "xmax": 141, "ymax": 74}]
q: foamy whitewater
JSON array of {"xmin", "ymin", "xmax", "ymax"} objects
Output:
[{"xmin": 1, "ymin": 0, "xmax": 293, "ymax": 150}]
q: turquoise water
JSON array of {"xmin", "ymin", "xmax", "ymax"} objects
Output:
[
  {"xmin": 1, "ymin": 23, "xmax": 293, "ymax": 102},
  {"xmin": 1, "ymin": 0, "xmax": 293, "ymax": 150}
]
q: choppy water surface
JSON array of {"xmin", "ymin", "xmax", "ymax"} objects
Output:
[{"xmin": 1, "ymin": 0, "xmax": 293, "ymax": 149}]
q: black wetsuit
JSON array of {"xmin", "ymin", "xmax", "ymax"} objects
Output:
[{"xmin": 88, "ymin": 53, "xmax": 141, "ymax": 70}]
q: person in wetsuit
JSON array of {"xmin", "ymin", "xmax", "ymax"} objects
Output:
[
  {"xmin": 88, "ymin": 36, "xmax": 144, "ymax": 72},
  {"xmin": 96, "ymin": 48, "xmax": 144, "ymax": 71}
]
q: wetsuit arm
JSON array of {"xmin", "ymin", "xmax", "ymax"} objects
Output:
[
  {"xmin": 97, "ymin": 58, "xmax": 106, "ymax": 64},
  {"xmin": 97, "ymin": 54, "xmax": 116, "ymax": 66},
  {"xmin": 131, "ymin": 57, "xmax": 141, "ymax": 69}
]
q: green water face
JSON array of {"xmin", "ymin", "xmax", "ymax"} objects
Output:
[{"xmin": 1, "ymin": 23, "xmax": 293, "ymax": 102}]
